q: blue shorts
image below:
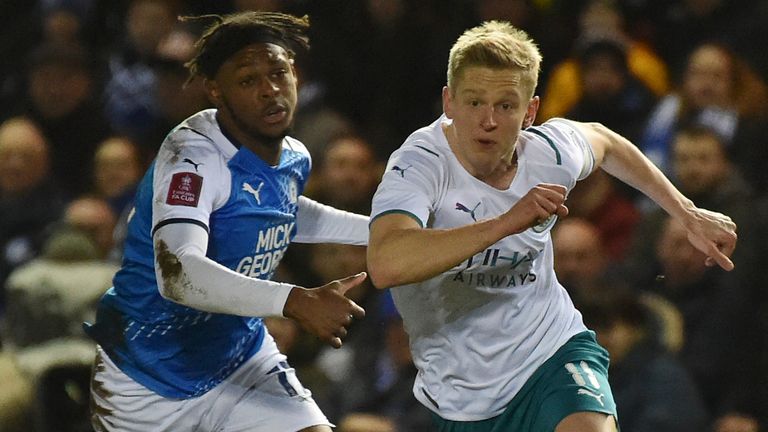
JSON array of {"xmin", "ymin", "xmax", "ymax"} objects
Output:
[{"xmin": 431, "ymin": 331, "xmax": 618, "ymax": 432}]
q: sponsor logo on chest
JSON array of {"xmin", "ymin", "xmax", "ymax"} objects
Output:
[{"xmin": 235, "ymin": 222, "xmax": 295, "ymax": 278}]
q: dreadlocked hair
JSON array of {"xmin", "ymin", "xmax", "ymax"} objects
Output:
[{"xmin": 181, "ymin": 12, "xmax": 310, "ymax": 84}]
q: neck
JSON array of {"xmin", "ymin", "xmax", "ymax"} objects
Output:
[
  {"xmin": 443, "ymin": 123, "xmax": 518, "ymax": 189},
  {"xmin": 216, "ymin": 111, "xmax": 283, "ymax": 165},
  {"xmin": 480, "ymin": 152, "xmax": 518, "ymax": 189},
  {"xmin": 245, "ymin": 136, "xmax": 283, "ymax": 166}
]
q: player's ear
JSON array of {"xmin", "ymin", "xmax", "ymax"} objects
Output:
[
  {"xmin": 442, "ymin": 86, "xmax": 454, "ymax": 119},
  {"xmin": 522, "ymin": 96, "xmax": 540, "ymax": 128},
  {"xmin": 204, "ymin": 79, "xmax": 222, "ymax": 106}
]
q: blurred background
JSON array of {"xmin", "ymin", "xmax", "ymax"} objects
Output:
[{"xmin": 1, "ymin": 0, "xmax": 767, "ymax": 431}]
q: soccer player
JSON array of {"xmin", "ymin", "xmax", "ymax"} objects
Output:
[
  {"xmin": 85, "ymin": 12, "xmax": 368, "ymax": 432},
  {"xmin": 367, "ymin": 21, "xmax": 737, "ymax": 432}
]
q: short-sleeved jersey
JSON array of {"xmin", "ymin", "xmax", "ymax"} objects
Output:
[
  {"xmin": 85, "ymin": 109, "xmax": 311, "ymax": 398},
  {"xmin": 370, "ymin": 115, "xmax": 595, "ymax": 421}
]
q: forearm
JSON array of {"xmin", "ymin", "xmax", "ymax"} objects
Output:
[
  {"xmin": 294, "ymin": 196, "xmax": 369, "ymax": 245},
  {"xmin": 154, "ymin": 224, "xmax": 294, "ymax": 317},
  {"xmin": 367, "ymin": 214, "xmax": 510, "ymax": 288},
  {"xmin": 164, "ymin": 252, "xmax": 294, "ymax": 316},
  {"xmin": 577, "ymin": 122, "xmax": 736, "ymax": 271},
  {"xmin": 592, "ymin": 123, "xmax": 696, "ymax": 223}
]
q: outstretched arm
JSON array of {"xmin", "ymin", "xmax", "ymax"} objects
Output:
[
  {"xmin": 294, "ymin": 196, "xmax": 369, "ymax": 245},
  {"xmin": 154, "ymin": 223, "xmax": 365, "ymax": 348},
  {"xmin": 367, "ymin": 184, "xmax": 569, "ymax": 288},
  {"xmin": 572, "ymin": 121, "xmax": 737, "ymax": 270}
]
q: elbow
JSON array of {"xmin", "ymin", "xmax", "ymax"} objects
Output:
[
  {"xmin": 155, "ymin": 241, "xmax": 189, "ymax": 304},
  {"xmin": 367, "ymin": 268, "xmax": 398, "ymax": 289},
  {"xmin": 584, "ymin": 121, "xmax": 608, "ymax": 133},
  {"xmin": 157, "ymin": 279, "xmax": 185, "ymax": 303},
  {"xmin": 366, "ymin": 256, "xmax": 402, "ymax": 289}
]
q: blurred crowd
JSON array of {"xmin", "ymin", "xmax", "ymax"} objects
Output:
[{"xmin": 0, "ymin": 0, "xmax": 767, "ymax": 431}]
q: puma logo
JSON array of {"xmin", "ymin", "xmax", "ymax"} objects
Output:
[
  {"xmin": 183, "ymin": 158, "xmax": 203, "ymax": 172},
  {"xmin": 455, "ymin": 201, "xmax": 481, "ymax": 221},
  {"xmin": 577, "ymin": 388, "xmax": 605, "ymax": 407},
  {"xmin": 392, "ymin": 164, "xmax": 412, "ymax": 177},
  {"xmin": 242, "ymin": 181, "xmax": 264, "ymax": 205}
]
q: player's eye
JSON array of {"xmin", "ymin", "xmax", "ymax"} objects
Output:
[{"xmin": 239, "ymin": 77, "xmax": 255, "ymax": 87}]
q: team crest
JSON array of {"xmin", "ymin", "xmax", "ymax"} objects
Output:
[{"xmin": 531, "ymin": 215, "xmax": 557, "ymax": 233}]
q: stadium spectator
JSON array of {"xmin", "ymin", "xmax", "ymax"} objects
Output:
[
  {"xmin": 538, "ymin": 0, "xmax": 669, "ymax": 122},
  {"xmin": 93, "ymin": 136, "xmax": 143, "ymax": 216},
  {"xmin": 640, "ymin": 42, "xmax": 768, "ymax": 190},
  {"xmin": 103, "ymin": 0, "xmax": 178, "ymax": 141},
  {"xmin": 0, "ymin": 117, "xmax": 67, "ymax": 309},
  {"xmin": 552, "ymin": 217, "xmax": 613, "ymax": 303},
  {"xmin": 565, "ymin": 37, "xmax": 657, "ymax": 143},
  {"xmin": 306, "ymin": 134, "xmax": 383, "ymax": 215},
  {"xmin": 18, "ymin": 41, "xmax": 111, "ymax": 197},
  {"xmin": 625, "ymin": 125, "xmax": 758, "ymax": 291},
  {"xmin": 64, "ymin": 196, "xmax": 118, "ymax": 262},
  {"xmin": 580, "ymin": 289, "xmax": 709, "ymax": 432},
  {"xmin": 652, "ymin": 217, "xmax": 760, "ymax": 429},
  {"xmin": 563, "ymin": 169, "xmax": 640, "ymax": 261},
  {"xmin": 0, "ymin": 221, "xmax": 118, "ymax": 432}
]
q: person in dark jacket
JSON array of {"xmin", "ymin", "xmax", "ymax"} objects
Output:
[{"xmin": 581, "ymin": 289, "xmax": 709, "ymax": 432}]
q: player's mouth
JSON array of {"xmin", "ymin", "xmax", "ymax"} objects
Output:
[
  {"xmin": 475, "ymin": 138, "xmax": 497, "ymax": 146},
  {"xmin": 263, "ymin": 105, "xmax": 288, "ymax": 124}
]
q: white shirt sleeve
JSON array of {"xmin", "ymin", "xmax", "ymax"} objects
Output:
[
  {"xmin": 293, "ymin": 196, "xmax": 369, "ymax": 245},
  {"xmin": 151, "ymin": 131, "xmax": 231, "ymax": 231},
  {"xmin": 370, "ymin": 143, "xmax": 443, "ymax": 227},
  {"xmin": 537, "ymin": 118, "xmax": 596, "ymax": 181},
  {"xmin": 153, "ymin": 222, "xmax": 294, "ymax": 317}
]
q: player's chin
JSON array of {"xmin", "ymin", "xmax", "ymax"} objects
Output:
[
  {"xmin": 255, "ymin": 123, "xmax": 292, "ymax": 141},
  {"xmin": 264, "ymin": 118, "xmax": 294, "ymax": 137}
]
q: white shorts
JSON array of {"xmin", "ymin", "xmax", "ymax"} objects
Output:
[{"xmin": 90, "ymin": 334, "xmax": 332, "ymax": 432}]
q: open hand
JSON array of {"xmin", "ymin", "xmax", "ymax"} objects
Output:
[
  {"xmin": 684, "ymin": 208, "xmax": 738, "ymax": 271},
  {"xmin": 282, "ymin": 272, "xmax": 367, "ymax": 348}
]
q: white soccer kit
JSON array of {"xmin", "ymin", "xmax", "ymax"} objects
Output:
[{"xmin": 371, "ymin": 115, "xmax": 596, "ymax": 421}]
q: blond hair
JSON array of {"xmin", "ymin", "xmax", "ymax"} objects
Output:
[{"xmin": 447, "ymin": 21, "xmax": 542, "ymax": 98}]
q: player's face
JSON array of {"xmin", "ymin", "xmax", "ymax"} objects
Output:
[
  {"xmin": 207, "ymin": 43, "xmax": 298, "ymax": 144},
  {"xmin": 443, "ymin": 66, "xmax": 538, "ymax": 176}
]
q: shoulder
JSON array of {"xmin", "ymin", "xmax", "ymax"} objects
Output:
[
  {"xmin": 283, "ymin": 136, "xmax": 310, "ymax": 156},
  {"xmin": 520, "ymin": 119, "xmax": 583, "ymax": 165},
  {"xmin": 392, "ymin": 117, "xmax": 449, "ymax": 164},
  {"xmin": 282, "ymin": 136, "xmax": 312, "ymax": 166},
  {"xmin": 375, "ymin": 118, "xmax": 450, "ymax": 196},
  {"xmin": 383, "ymin": 121, "xmax": 446, "ymax": 180},
  {"xmin": 521, "ymin": 118, "xmax": 595, "ymax": 183},
  {"xmin": 159, "ymin": 110, "xmax": 233, "ymax": 164}
]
